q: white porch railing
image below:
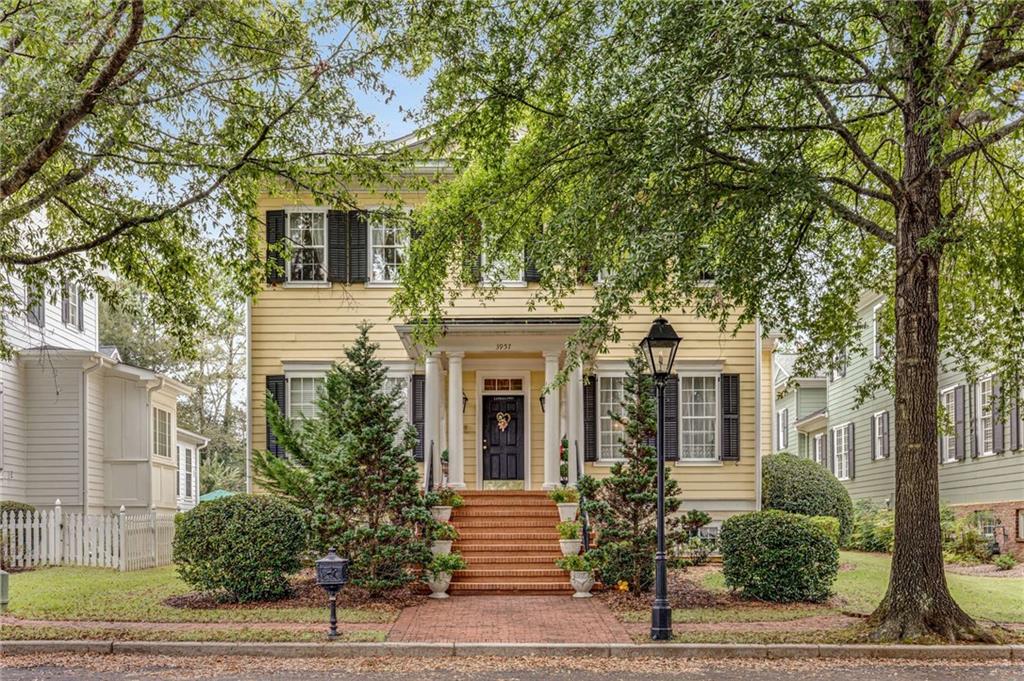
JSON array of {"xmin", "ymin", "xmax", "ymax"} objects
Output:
[{"xmin": 0, "ymin": 500, "xmax": 176, "ymax": 571}]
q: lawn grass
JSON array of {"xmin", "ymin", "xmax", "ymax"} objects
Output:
[
  {"xmin": 617, "ymin": 604, "xmax": 834, "ymax": 624},
  {"xmin": 0, "ymin": 624, "xmax": 387, "ymax": 643},
  {"xmin": 5, "ymin": 566, "xmax": 397, "ymax": 624}
]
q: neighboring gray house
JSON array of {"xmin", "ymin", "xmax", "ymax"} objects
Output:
[
  {"xmin": 772, "ymin": 353, "xmax": 827, "ymax": 460},
  {"xmin": 775, "ymin": 292, "xmax": 1024, "ymax": 558},
  {"xmin": 0, "ymin": 277, "xmax": 199, "ymax": 515}
]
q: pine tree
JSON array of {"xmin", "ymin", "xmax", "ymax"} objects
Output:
[
  {"xmin": 253, "ymin": 323, "xmax": 431, "ymax": 594},
  {"xmin": 578, "ymin": 351, "xmax": 682, "ymax": 592}
]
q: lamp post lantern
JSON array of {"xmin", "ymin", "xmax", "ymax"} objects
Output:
[
  {"xmin": 315, "ymin": 547, "xmax": 349, "ymax": 638},
  {"xmin": 639, "ymin": 317, "xmax": 681, "ymax": 641}
]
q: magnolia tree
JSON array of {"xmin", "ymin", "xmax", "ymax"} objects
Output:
[
  {"xmin": 0, "ymin": 0, "xmax": 404, "ymax": 358},
  {"xmin": 391, "ymin": 1, "xmax": 1024, "ymax": 641}
]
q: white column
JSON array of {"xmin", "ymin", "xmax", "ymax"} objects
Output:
[
  {"xmin": 567, "ymin": 364, "xmax": 583, "ymax": 485},
  {"xmin": 542, "ymin": 351, "xmax": 562, "ymax": 489},
  {"xmin": 424, "ymin": 353, "xmax": 442, "ymax": 488},
  {"xmin": 446, "ymin": 352, "xmax": 466, "ymax": 489}
]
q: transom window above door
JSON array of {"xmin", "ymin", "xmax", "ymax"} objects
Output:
[
  {"xmin": 483, "ymin": 378, "xmax": 523, "ymax": 392},
  {"xmin": 287, "ymin": 210, "xmax": 327, "ymax": 282}
]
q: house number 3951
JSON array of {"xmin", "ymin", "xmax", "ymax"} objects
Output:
[{"xmin": 495, "ymin": 343, "xmax": 512, "ymax": 351}]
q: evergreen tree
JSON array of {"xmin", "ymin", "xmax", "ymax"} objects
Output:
[
  {"xmin": 578, "ymin": 352, "xmax": 682, "ymax": 592},
  {"xmin": 253, "ymin": 323, "xmax": 431, "ymax": 594}
]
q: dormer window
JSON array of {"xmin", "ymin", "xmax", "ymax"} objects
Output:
[{"xmin": 286, "ymin": 209, "xmax": 327, "ymax": 282}]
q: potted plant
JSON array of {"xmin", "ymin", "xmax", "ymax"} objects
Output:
[
  {"xmin": 556, "ymin": 553, "xmax": 595, "ymax": 598},
  {"xmin": 430, "ymin": 522, "xmax": 459, "ymax": 555},
  {"xmin": 557, "ymin": 520, "xmax": 582, "ymax": 556},
  {"xmin": 425, "ymin": 552, "xmax": 466, "ymax": 599},
  {"xmin": 548, "ymin": 487, "xmax": 579, "ymax": 522},
  {"xmin": 428, "ymin": 486, "xmax": 464, "ymax": 523}
]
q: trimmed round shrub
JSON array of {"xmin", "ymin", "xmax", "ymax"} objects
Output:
[
  {"xmin": 0, "ymin": 501, "xmax": 35, "ymax": 515},
  {"xmin": 762, "ymin": 453, "xmax": 854, "ymax": 544},
  {"xmin": 807, "ymin": 515, "xmax": 841, "ymax": 546},
  {"xmin": 173, "ymin": 494, "xmax": 306, "ymax": 602},
  {"xmin": 721, "ymin": 510, "xmax": 839, "ymax": 603}
]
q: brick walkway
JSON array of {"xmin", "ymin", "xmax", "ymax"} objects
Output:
[{"xmin": 387, "ymin": 595, "xmax": 632, "ymax": 643}]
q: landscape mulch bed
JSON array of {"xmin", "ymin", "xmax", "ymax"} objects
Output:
[
  {"xmin": 598, "ymin": 567, "xmax": 722, "ymax": 611},
  {"xmin": 163, "ymin": 568, "xmax": 423, "ymax": 612},
  {"xmin": 944, "ymin": 562, "xmax": 1024, "ymax": 579}
]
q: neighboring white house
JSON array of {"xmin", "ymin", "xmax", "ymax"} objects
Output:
[
  {"xmin": 0, "ymin": 277, "xmax": 198, "ymax": 514},
  {"xmin": 175, "ymin": 428, "xmax": 208, "ymax": 511}
]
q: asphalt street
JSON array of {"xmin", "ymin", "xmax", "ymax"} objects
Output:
[{"xmin": 1, "ymin": 655, "xmax": 1022, "ymax": 681}]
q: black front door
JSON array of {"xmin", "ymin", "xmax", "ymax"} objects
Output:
[{"xmin": 482, "ymin": 395, "xmax": 525, "ymax": 481}]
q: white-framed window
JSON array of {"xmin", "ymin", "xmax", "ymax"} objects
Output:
[
  {"xmin": 286, "ymin": 208, "xmax": 327, "ymax": 283},
  {"xmin": 1018, "ymin": 509, "xmax": 1024, "ymax": 541},
  {"xmin": 289, "ymin": 375, "xmax": 325, "ymax": 421},
  {"xmin": 972, "ymin": 510, "xmax": 998, "ymax": 539},
  {"xmin": 26, "ymin": 284, "xmax": 45, "ymax": 327},
  {"xmin": 776, "ymin": 408, "xmax": 789, "ymax": 450},
  {"xmin": 872, "ymin": 411, "xmax": 888, "ymax": 460},
  {"xmin": 184, "ymin": 447, "xmax": 194, "ymax": 498},
  {"xmin": 978, "ymin": 377, "xmax": 994, "ymax": 455},
  {"xmin": 63, "ymin": 283, "xmax": 83, "ymax": 330},
  {"xmin": 832, "ymin": 424, "xmax": 850, "ymax": 480},
  {"xmin": 481, "ymin": 246, "xmax": 525, "ymax": 285},
  {"xmin": 831, "ymin": 350, "xmax": 847, "ymax": 382},
  {"xmin": 152, "ymin": 407, "xmax": 171, "ymax": 458},
  {"xmin": 940, "ymin": 387, "xmax": 957, "ymax": 462},
  {"xmin": 680, "ymin": 375, "xmax": 718, "ymax": 460},
  {"xmin": 813, "ymin": 433, "xmax": 825, "ymax": 466},
  {"xmin": 483, "ymin": 378, "xmax": 524, "ymax": 392},
  {"xmin": 872, "ymin": 303, "xmax": 884, "ymax": 360},
  {"xmin": 176, "ymin": 446, "xmax": 181, "ymax": 496},
  {"xmin": 369, "ymin": 210, "xmax": 408, "ymax": 283},
  {"xmin": 598, "ymin": 374, "xmax": 626, "ymax": 461},
  {"xmin": 385, "ymin": 375, "xmax": 412, "ymax": 421}
]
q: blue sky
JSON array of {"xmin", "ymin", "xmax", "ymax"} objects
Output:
[{"xmin": 357, "ymin": 69, "xmax": 431, "ymax": 140}]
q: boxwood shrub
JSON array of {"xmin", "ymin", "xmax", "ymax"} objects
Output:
[
  {"xmin": 807, "ymin": 515, "xmax": 841, "ymax": 546},
  {"xmin": 721, "ymin": 510, "xmax": 839, "ymax": 603},
  {"xmin": 762, "ymin": 453, "xmax": 854, "ymax": 544},
  {"xmin": 173, "ymin": 494, "xmax": 306, "ymax": 602}
]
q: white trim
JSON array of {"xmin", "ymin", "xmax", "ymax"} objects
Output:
[
  {"xmin": 594, "ymin": 369, "xmax": 627, "ymax": 463},
  {"xmin": 871, "ymin": 410, "xmax": 888, "ymax": 460},
  {"xmin": 831, "ymin": 421, "xmax": 851, "ymax": 480},
  {"xmin": 281, "ymin": 360, "xmax": 334, "ymax": 374},
  {"xmin": 939, "ymin": 386, "xmax": 958, "ymax": 463},
  {"xmin": 678, "ymin": 371, "xmax": 720, "ymax": 462},
  {"xmin": 283, "ymin": 206, "xmax": 329, "ymax": 285},
  {"xmin": 776, "ymin": 407, "xmax": 789, "ymax": 450},
  {"xmin": 977, "ymin": 376, "xmax": 995, "ymax": 457},
  {"xmin": 366, "ymin": 205, "xmax": 412, "ymax": 285},
  {"xmin": 474, "ymin": 369, "xmax": 532, "ymax": 490},
  {"xmin": 812, "ymin": 432, "xmax": 825, "ymax": 466},
  {"xmin": 463, "ymin": 358, "xmax": 544, "ymax": 372},
  {"xmin": 871, "ymin": 302, "xmax": 884, "ymax": 360}
]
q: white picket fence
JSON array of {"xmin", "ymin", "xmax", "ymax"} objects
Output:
[{"xmin": 0, "ymin": 500, "xmax": 176, "ymax": 572}]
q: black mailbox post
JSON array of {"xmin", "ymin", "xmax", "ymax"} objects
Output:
[{"xmin": 315, "ymin": 547, "xmax": 349, "ymax": 638}]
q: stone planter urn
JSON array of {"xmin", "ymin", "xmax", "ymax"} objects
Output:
[
  {"xmin": 569, "ymin": 570, "xmax": 595, "ymax": 598},
  {"xmin": 431, "ymin": 540, "xmax": 453, "ymax": 555},
  {"xmin": 430, "ymin": 506, "xmax": 452, "ymax": 523},
  {"xmin": 559, "ymin": 538, "xmax": 582, "ymax": 556},
  {"xmin": 556, "ymin": 503, "xmax": 578, "ymax": 523},
  {"xmin": 426, "ymin": 571, "xmax": 453, "ymax": 598}
]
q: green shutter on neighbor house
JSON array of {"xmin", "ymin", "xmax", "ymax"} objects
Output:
[
  {"xmin": 265, "ymin": 210, "xmax": 286, "ymax": 284},
  {"xmin": 883, "ymin": 411, "xmax": 891, "ymax": 458},
  {"xmin": 993, "ymin": 380, "xmax": 1006, "ymax": 454},
  {"xmin": 327, "ymin": 210, "xmax": 348, "ymax": 283},
  {"xmin": 1010, "ymin": 397, "xmax": 1021, "ymax": 451},
  {"xmin": 954, "ymin": 385, "xmax": 966, "ymax": 461},
  {"xmin": 76, "ymin": 288, "xmax": 84, "ymax": 331},
  {"xmin": 583, "ymin": 376, "xmax": 597, "ymax": 461},
  {"xmin": 266, "ymin": 375, "xmax": 286, "ymax": 457},
  {"xmin": 719, "ymin": 374, "xmax": 740, "ymax": 461},
  {"xmin": 847, "ymin": 422, "xmax": 856, "ymax": 480},
  {"xmin": 411, "ymin": 374, "xmax": 425, "ymax": 462},
  {"xmin": 347, "ymin": 210, "xmax": 368, "ymax": 283}
]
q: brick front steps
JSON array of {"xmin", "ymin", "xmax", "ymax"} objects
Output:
[{"xmin": 449, "ymin": 490, "xmax": 571, "ymax": 595}]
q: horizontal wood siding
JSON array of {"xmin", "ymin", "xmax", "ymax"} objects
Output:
[{"xmin": 23, "ymin": 357, "xmax": 82, "ymax": 508}]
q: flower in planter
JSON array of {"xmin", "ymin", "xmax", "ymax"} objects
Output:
[{"xmin": 556, "ymin": 520, "xmax": 581, "ymax": 540}]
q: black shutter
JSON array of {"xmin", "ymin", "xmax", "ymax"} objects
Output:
[
  {"xmin": 970, "ymin": 383, "xmax": 980, "ymax": 458},
  {"xmin": 993, "ymin": 380, "xmax": 1005, "ymax": 454},
  {"xmin": 870, "ymin": 415, "xmax": 877, "ymax": 460},
  {"xmin": 266, "ymin": 375, "xmax": 286, "ymax": 457},
  {"xmin": 583, "ymin": 376, "xmax": 597, "ymax": 461},
  {"xmin": 76, "ymin": 288, "xmax": 84, "ymax": 331},
  {"xmin": 847, "ymin": 422, "xmax": 856, "ymax": 480},
  {"xmin": 347, "ymin": 210, "xmax": 368, "ymax": 283},
  {"xmin": 265, "ymin": 210, "xmax": 286, "ymax": 285},
  {"xmin": 954, "ymin": 385, "xmax": 966, "ymax": 461},
  {"xmin": 719, "ymin": 373, "xmax": 740, "ymax": 461},
  {"xmin": 327, "ymin": 210, "xmax": 348, "ymax": 283},
  {"xmin": 411, "ymin": 374, "xmax": 425, "ymax": 462},
  {"xmin": 663, "ymin": 375, "xmax": 679, "ymax": 461},
  {"xmin": 1010, "ymin": 398, "xmax": 1021, "ymax": 451},
  {"xmin": 883, "ymin": 411, "xmax": 891, "ymax": 458},
  {"xmin": 645, "ymin": 379, "xmax": 658, "ymax": 451},
  {"xmin": 524, "ymin": 245, "xmax": 541, "ymax": 282}
]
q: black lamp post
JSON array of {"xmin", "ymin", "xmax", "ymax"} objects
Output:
[
  {"xmin": 315, "ymin": 547, "xmax": 349, "ymax": 638},
  {"xmin": 639, "ymin": 317, "xmax": 681, "ymax": 641}
]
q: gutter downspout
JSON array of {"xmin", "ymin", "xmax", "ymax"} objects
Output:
[
  {"xmin": 754, "ymin": 319, "xmax": 763, "ymax": 511},
  {"xmin": 81, "ymin": 356, "xmax": 105, "ymax": 513},
  {"xmin": 146, "ymin": 377, "xmax": 166, "ymax": 511}
]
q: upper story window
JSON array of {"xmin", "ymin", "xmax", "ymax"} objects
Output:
[
  {"xmin": 62, "ymin": 283, "xmax": 84, "ymax": 331},
  {"xmin": 813, "ymin": 433, "xmax": 825, "ymax": 466},
  {"xmin": 287, "ymin": 209, "xmax": 327, "ymax": 283},
  {"xmin": 832, "ymin": 424, "xmax": 850, "ymax": 480},
  {"xmin": 482, "ymin": 249, "xmax": 525, "ymax": 285},
  {"xmin": 680, "ymin": 375, "xmax": 718, "ymax": 460},
  {"xmin": 289, "ymin": 376, "xmax": 324, "ymax": 422},
  {"xmin": 26, "ymin": 284, "xmax": 45, "ymax": 327},
  {"xmin": 370, "ymin": 212, "xmax": 407, "ymax": 283},
  {"xmin": 830, "ymin": 350, "xmax": 848, "ymax": 382},
  {"xmin": 872, "ymin": 303, "xmax": 883, "ymax": 360},
  {"xmin": 872, "ymin": 411, "xmax": 889, "ymax": 460},
  {"xmin": 939, "ymin": 388, "xmax": 957, "ymax": 463},
  {"xmin": 978, "ymin": 377, "xmax": 994, "ymax": 455},
  {"xmin": 776, "ymin": 407, "xmax": 789, "ymax": 450},
  {"xmin": 385, "ymin": 375, "xmax": 411, "ymax": 421},
  {"xmin": 152, "ymin": 407, "xmax": 171, "ymax": 458},
  {"xmin": 184, "ymin": 447, "xmax": 194, "ymax": 498},
  {"xmin": 598, "ymin": 375, "xmax": 625, "ymax": 461}
]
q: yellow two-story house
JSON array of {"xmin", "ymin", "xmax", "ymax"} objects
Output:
[{"xmin": 246, "ymin": 152, "xmax": 773, "ymax": 592}]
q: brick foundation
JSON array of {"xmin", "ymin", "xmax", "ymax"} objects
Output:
[{"xmin": 950, "ymin": 500, "xmax": 1024, "ymax": 560}]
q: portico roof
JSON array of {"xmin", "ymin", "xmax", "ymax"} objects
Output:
[{"xmin": 394, "ymin": 317, "xmax": 583, "ymax": 360}]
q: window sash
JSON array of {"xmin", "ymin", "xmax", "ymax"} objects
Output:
[
  {"xmin": 286, "ymin": 211, "xmax": 327, "ymax": 282},
  {"xmin": 152, "ymin": 408, "xmax": 170, "ymax": 458},
  {"xmin": 184, "ymin": 447, "xmax": 193, "ymax": 497},
  {"xmin": 833, "ymin": 426, "xmax": 849, "ymax": 479},
  {"xmin": 979, "ymin": 378, "xmax": 994, "ymax": 454},
  {"xmin": 873, "ymin": 413, "xmax": 886, "ymax": 459},
  {"xmin": 680, "ymin": 375, "xmax": 717, "ymax": 459},
  {"xmin": 940, "ymin": 390, "xmax": 957, "ymax": 462},
  {"xmin": 370, "ymin": 214, "xmax": 407, "ymax": 283},
  {"xmin": 813, "ymin": 434, "xmax": 824, "ymax": 465},
  {"xmin": 288, "ymin": 376, "xmax": 324, "ymax": 421},
  {"xmin": 598, "ymin": 375, "xmax": 625, "ymax": 461}
]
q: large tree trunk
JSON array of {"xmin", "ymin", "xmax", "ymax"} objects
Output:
[{"xmin": 868, "ymin": 10, "xmax": 990, "ymax": 639}]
